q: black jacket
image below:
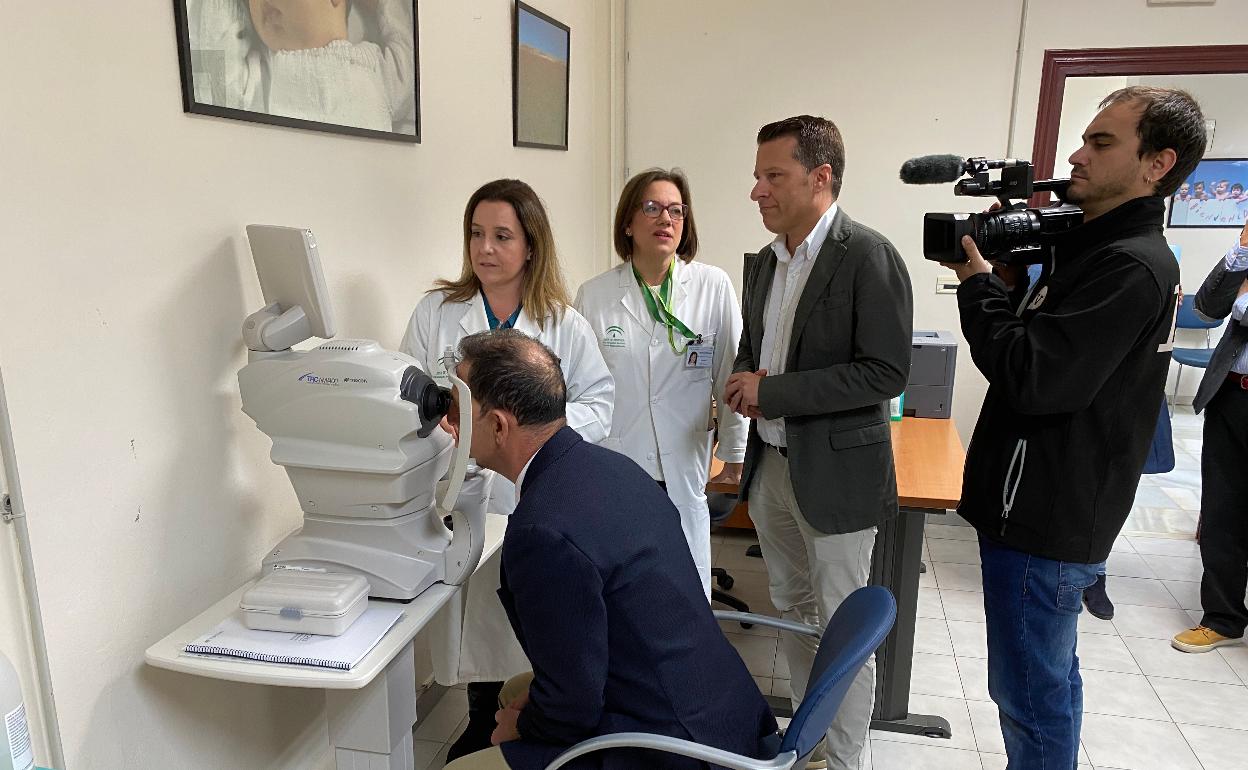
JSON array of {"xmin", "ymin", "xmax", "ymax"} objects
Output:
[
  {"xmin": 499, "ymin": 427, "xmax": 777, "ymax": 770},
  {"xmin": 1192, "ymin": 246, "xmax": 1248, "ymax": 413},
  {"xmin": 955, "ymin": 196, "xmax": 1179, "ymax": 564}
]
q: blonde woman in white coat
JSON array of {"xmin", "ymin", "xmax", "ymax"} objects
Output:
[
  {"xmin": 400, "ymin": 178, "xmax": 613, "ymax": 760},
  {"xmin": 575, "ymin": 168, "xmax": 746, "ymax": 598}
]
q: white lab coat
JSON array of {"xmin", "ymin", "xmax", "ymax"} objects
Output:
[
  {"xmin": 575, "ymin": 260, "xmax": 747, "ymax": 596},
  {"xmin": 400, "ymin": 288, "xmax": 614, "ymax": 684}
]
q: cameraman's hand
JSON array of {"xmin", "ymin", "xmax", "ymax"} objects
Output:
[{"xmin": 940, "ymin": 236, "xmax": 993, "ymax": 283}]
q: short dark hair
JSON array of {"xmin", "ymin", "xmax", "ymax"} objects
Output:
[
  {"xmin": 456, "ymin": 329, "xmax": 566, "ymax": 427},
  {"xmin": 1099, "ymin": 87, "xmax": 1206, "ymax": 197},
  {"xmin": 613, "ymin": 168, "xmax": 700, "ymax": 261},
  {"xmin": 756, "ymin": 115, "xmax": 846, "ymax": 197}
]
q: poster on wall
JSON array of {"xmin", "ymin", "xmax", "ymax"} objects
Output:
[
  {"xmin": 172, "ymin": 0, "xmax": 420, "ymax": 143},
  {"xmin": 512, "ymin": 2, "xmax": 570, "ymax": 150},
  {"xmin": 1167, "ymin": 158, "xmax": 1248, "ymax": 228}
]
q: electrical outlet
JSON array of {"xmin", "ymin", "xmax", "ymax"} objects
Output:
[{"xmin": 936, "ymin": 276, "xmax": 960, "ymax": 294}]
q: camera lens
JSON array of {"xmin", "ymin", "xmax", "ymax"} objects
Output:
[
  {"xmin": 975, "ymin": 209, "xmax": 1041, "ymax": 257},
  {"xmin": 923, "ymin": 212, "xmax": 976, "ymax": 262}
]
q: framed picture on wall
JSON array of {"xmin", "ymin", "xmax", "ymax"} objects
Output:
[
  {"xmin": 1167, "ymin": 158, "xmax": 1248, "ymax": 228},
  {"xmin": 512, "ymin": 2, "xmax": 570, "ymax": 150},
  {"xmin": 171, "ymin": 0, "xmax": 420, "ymax": 143}
]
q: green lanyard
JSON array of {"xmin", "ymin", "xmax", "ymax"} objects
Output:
[{"xmin": 633, "ymin": 260, "xmax": 698, "ymax": 354}]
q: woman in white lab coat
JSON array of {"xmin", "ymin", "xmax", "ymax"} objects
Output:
[
  {"xmin": 400, "ymin": 178, "xmax": 613, "ymax": 760},
  {"xmin": 575, "ymin": 168, "xmax": 747, "ymax": 598}
]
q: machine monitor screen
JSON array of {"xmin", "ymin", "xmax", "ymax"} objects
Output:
[{"xmin": 245, "ymin": 225, "xmax": 337, "ymax": 340}]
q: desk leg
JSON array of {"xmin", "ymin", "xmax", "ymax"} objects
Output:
[
  {"xmin": 326, "ymin": 639, "xmax": 418, "ymax": 769},
  {"xmin": 869, "ymin": 506, "xmax": 952, "ymax": 739}
]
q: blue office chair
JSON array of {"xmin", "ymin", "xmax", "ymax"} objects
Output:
[
  {"xmin": 1170, "ymin": 298, "xmax": 1223, "ymax": 406},
  {"xmin": 542, "ymin": 586, "xmax": 897, "ymax": 770}
]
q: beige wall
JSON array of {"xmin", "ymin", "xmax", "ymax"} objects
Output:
[
  {"xmin": 0, "ymin": 1, "xmax": 614, "ymax": 767},
  {"xmin": 625, "ymin": 0, "xmax": 1248, "ymax": 437},
  {"xmin": 4, "ymin": 1, "xmax": 1248, "ymax": 767},
  {"xmin": 623, "ymin": 0, "xmax": 1023, "ymax": 437}
]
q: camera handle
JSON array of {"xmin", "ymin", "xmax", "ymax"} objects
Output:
[{"xmin": 1033, "ymin": 178, "xmax": 1073, "ymax": 205}]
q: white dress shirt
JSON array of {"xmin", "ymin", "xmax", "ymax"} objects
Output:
[
  {"xmin": 515, "ymin": 451, "xmax": 538, "ymax": 497},
  {"xmin": 757, "ymin": 203, "xmax": 838, "ymax": 447}
]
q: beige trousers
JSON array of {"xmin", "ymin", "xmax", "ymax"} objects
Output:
[
  {"xmin": 442, "ymin": 673, "xmax": 535, "ymax": 769},
  {"xmin": 749, "ymin": 448, "xmax": 877, "ymax": 770}
]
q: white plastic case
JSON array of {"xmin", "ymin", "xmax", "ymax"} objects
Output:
[{"xmin": 240, "ymin": 571, "xmax": 370, "ymax": 636}]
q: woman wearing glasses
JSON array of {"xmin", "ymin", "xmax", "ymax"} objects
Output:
[
  {"xmin": 400, "ymin": 178, "xmax": 613, "ymax": 760},
  {"xmin": 576, "ymin": 168, "xmax": 747, "ymax": 598}
]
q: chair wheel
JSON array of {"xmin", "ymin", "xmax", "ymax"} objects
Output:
[
  {"xmin": 716, "ymin": 574, "xmax": 734, "ymax": 590},
  {"xmin": 739, "ymin": 622, "xmax": 754, "ymax": 630}
]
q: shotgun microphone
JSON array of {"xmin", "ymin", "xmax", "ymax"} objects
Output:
[{"xmin": 899, "ymin": 154, "xmax": 967, "ymax": 185}]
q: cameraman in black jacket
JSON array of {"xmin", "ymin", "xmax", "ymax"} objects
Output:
[{"xmin": 940, "ymin": 87, "xmax": 1206, "ymax": 769}]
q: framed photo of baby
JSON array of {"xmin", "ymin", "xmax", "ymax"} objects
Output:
[
  {"xmin": 1167, "ymin": 158, "xmax": 1248, "ymax": 228},
  {"xmin": 173, "ymin": 0, "xmax": 420, "ymax": 143}
]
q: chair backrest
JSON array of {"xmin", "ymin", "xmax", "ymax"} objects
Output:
[
  {"xmin": 706, "ymin": 492, "xmax": 738, "ymax": 525},
  {"xmin": 778, "ymin": 586, "xmax": 897, "ymax": 763},
  {"xmin": 1176, "ymin": 299, "xmax": 1222, "ymax": 331}
]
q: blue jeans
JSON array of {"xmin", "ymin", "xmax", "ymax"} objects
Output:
[{"xmin": 979, "ymin": 535, "xmax": 1101, "ymax": 770}]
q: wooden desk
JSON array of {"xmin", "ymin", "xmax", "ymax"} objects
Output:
[
  {"xmin": 871, "ymin": 419, "xmax": 963, "ymax": 739},
  {"xmin": 709, "ymin": 418, "xmax": 964, "ymax": 739},
  {"xmin": 709, "ymin": 418, "xmax": 963, "ymax": 523},
  {"xmin": 890, "ymin": 418, "xmax": 964, "ymax": 511}
]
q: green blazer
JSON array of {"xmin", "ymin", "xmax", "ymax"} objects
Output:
[{"xmin": 734, "ymin": 207, "xmax": 913, "ymax": 534}]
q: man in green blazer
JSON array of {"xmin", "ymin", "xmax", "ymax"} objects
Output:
[{"xmin": 726, "ymin": 115, "xmax": 913, "ymax": 770}]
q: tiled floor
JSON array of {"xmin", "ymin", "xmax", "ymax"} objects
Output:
[
  {"xmin": 703, "ymin": 523, "xmax": 1248, "ymax": 770},
  {"xmin": 414, "ymin": 407, "xmax": 1241, "ymax": 769},
  {"xmin": 1122, "ymin": 405, "xmax": 1203, "ymax": 538}
]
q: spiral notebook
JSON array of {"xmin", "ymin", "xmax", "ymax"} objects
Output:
[{"xmin": 184, "ymin": 606, "xmax": 404, "ymax": 671}]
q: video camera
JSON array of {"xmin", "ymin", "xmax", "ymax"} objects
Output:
[{"xmin": 900, "ymin": 155, "xmax": 1084, "ymax": 265}]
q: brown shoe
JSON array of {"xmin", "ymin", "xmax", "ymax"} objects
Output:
[{"xmin": 1171, "ymin": 626, "xmax": 1241, "ymax": 653}]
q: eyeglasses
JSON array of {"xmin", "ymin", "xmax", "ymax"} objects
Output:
[{"xmin": 639, "ymin": 200, "xmax": 689, "ymax": 220}]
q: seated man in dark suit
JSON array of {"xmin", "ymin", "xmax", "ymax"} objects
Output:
[{"xmin": 444, "ymin": 329, "xmax": 777, "ymax": 770}]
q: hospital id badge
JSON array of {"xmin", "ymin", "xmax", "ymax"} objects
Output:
[{"xmin": 683, "ymin": 335, "xmax": 713, "ymax": 370}]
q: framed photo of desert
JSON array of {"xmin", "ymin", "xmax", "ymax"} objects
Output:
[
  {"xmin": 172, "ymin": 0, "xmax": 420, "ymax": 143},
  {"xmin": 512, "ymin": 2, "xmax": 570, "ymax": 150},
  {"xmin": 1167, "ymin": 158, "xmax": 1248, "ymax": 228}
]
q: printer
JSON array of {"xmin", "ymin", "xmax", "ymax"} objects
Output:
[{"xmin": 906, "ymin": 330, "xmax": 957, "ymax": 418}]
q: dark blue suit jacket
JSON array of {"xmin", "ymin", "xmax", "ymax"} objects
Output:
[{"xmin": 498, "ymin": 427, "xmax": 777, "ymax": 770}]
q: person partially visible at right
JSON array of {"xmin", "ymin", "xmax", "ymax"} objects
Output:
[{"xmin": 1172, "ymin": 213, "xmax": 1248, "ymax": 654}]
